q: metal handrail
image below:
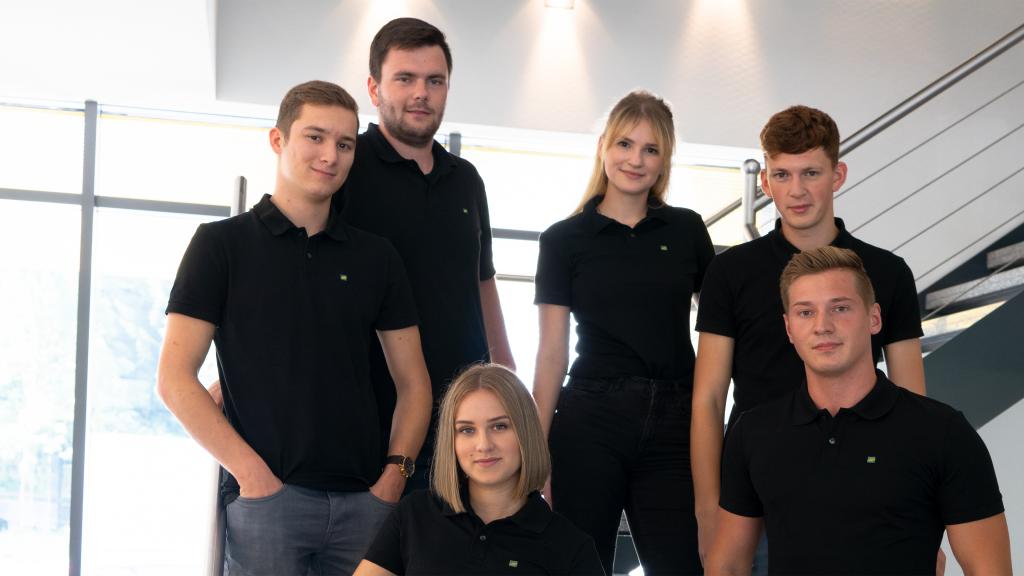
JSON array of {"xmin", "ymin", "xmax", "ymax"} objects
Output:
[{"xmin": 703, "ymin": 21, "xmax": 1024, "ymax": 230}]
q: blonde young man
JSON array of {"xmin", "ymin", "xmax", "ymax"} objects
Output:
[{"xmin": 705, "ymin": 246, "xmax": 1009, "ymax": 575}]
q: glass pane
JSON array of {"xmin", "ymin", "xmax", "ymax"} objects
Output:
[
  {"xmin": 0, "ymin": 106, "xmax": 84, "ymax": 194},
  {"xmin": 0, "ymin": 199, "xmax": 80, "ymax": 574},
  {"xmin": 463, "ymin": 144, "xmax": 591, "ymax": 233},
  {"xmin": 96, "ymin": 113, "xmax": 276, "ymax": 206},
  {"xmin": 493, "ymin": 237, "xmax": 540, "ymax": 278},
  {"xmin": 83, "ymin": 207, "xmax": 219, "ymax": 576}
]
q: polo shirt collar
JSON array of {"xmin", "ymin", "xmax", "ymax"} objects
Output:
[
  {"xmin": 505, "ymin": 492, "xmax": 554, "ymax": 534},
  {"xmin": 790, "ymin": 369, "xmax": 900, "ymax": 425},
  {"xmin": 768, "ymin": 217, "xmax": 854, "ymax": 261},
  {"xmin": 791, "ymin": 381, "xmax": 822, "ymax": 425},
  {"xmin": 364, "ymin": 123, "xmax": 457, "ymax": 178},
  {"xmin": 581, "ymin": 194, "xmax": 670, "ymax": 235},
  {"xmin": 440, "ymin": 486, "xmax": 552, "ymax": 533},
  {"xmin": 253, "ymin": 193, "xmax": 349, "ymax": 241},
  {"xmin": 848, "ymin": 370, "xmax": 900, "ymax": 420}
]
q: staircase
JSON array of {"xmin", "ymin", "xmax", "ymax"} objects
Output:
[{"xmin": 920, "ymin": 234, "xmax": 1024, "ymax": 352}]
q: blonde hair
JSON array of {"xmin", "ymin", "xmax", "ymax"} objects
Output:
[
  {"xmin": 431, "ymin": 364, "xmax": 550, "ymax": 513},
  {"xmin": 574, "ymin": 90, "xmax": 676, "ymax": 214},
  {"xmin": 780, "ymin": 246, "xmax": 875, "ymax": 312}
]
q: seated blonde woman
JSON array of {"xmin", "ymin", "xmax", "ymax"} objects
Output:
[{"xmin": 355, "ymin": 363, "xmax": 604, "ymax": 575}]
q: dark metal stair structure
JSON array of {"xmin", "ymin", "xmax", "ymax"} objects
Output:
[
  {"xmin": 920, "ymin": 236, "xmax": 1024, "ymax": 353},
  {"xmin": 923, "ymin": 287, "xmax": 1024, "ymax": 430}
]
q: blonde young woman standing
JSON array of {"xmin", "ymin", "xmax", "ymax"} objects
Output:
[{"xmin": 533, "ymin": 91, "xmax": 714, "ymax": 575}]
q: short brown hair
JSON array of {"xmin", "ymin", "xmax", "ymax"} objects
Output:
[
  {"xmin": 431, "ymin": 364, "xmax": 550, "ymax": 513},
  {"xmin": 760, "ymin": 105, "xmax": 840, "ymax": 166},
  {"xmin": 369, "ymin": 18, "xmax": 453, "ymax": 82},
  {"xmin": 275, "ymin": 80, "xmax": 358, "ymax": 139},
  {"xmin": 780, "ymin": 246, "xmax": 875, "ymax": 312}
]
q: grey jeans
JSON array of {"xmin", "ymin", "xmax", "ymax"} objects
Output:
[{"xmin": 224, "ymin": 484, "xmax": 395, "ymax": 576}]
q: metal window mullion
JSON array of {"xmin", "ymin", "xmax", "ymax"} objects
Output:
[{"xmin": 68, "ymin": 100, "xmax": 98, "ymax": 576}]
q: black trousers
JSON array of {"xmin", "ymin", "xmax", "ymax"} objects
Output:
[{"xmin": 550, "ymin": 376, "xmax": 702, "ymax": 576}]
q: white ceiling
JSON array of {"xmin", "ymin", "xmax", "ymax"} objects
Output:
[{"xmin": 3, "ymin": 0, "xmax": 1023, "ymax": 148}]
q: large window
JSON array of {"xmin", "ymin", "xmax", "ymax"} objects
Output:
[
  {"xmin": 82, "ymin": 208, "xmax": 219, "ymax": 576},
  {"xmin": 0, "ymin": 106, "xmax": 84, "ymax": 194},
  {"xmin": 0, "ymin": 200, "xmax": 81, "ymax": 574},
  {"xmin": 96, "ymin": 112, "xmax": 275, "ymax": 205}
]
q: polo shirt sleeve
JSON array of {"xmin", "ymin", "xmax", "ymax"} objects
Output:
[
  {"xmin": 694, "ymin": 254, "xmax": 736, "ymax": 337},
  {"xmin": 719, "ymin": 415, "xmax": 764, "ymax": 517},
  {"xmin": 534, "ymin": 227, "xmax": 572, "ymax": 307},
  {"xmin": 691, "ymin": 211, "xmax": 716, "ymax": 294},
  {"xmin": 375, "ymin": 241, "xmax": 419, "ymax": 331},
  {"xmin": 881, "ymin": 257, "xmax": 924, "ymax": 345},
  {"xmin": 476, "ymin": 174, "xmax": 497, "ymax": 282},
  {"xmin": 166, "ymin": 223, "xmax": 227, "ymax": 325},
  {"xmin": 568, "ymin": 537, "xmax": 606, "ymax": 575},
  {"xmin": 938, "ymin": 411, "xmax": 1004, "ymax": 525},
  {"xmin": 363, "ymin": 507, "xmax": 405, "ymax": 574}
]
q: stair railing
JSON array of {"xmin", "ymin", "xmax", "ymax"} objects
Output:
[{"xmin": 705, "ymin": 22, "xmax": 1024, "ymax": 239}]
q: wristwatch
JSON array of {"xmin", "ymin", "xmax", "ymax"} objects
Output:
[{"xmin": 386, "ymin": 455, "xmax": 416, "ymax": 479}]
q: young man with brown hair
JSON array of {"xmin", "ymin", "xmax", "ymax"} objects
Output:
[
  {"xmin": 157, "ymin": 80, "xmax": 432, "ymax": 575},
  {"xmin": 705, "ymin": 246, "xmax": 1009, "ymax": 574},
  {"xmin": 691, "ymin": 105, "xmax": 927, "ymax": 565},
  {"xmin": 338, "ymin": 17, "xmax": 514, "ymax": 491}
]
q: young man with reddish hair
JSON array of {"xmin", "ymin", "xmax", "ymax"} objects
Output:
[
  {"xmin": 158, "ymin": 80, "xmax": 431, "ymax": 575},
  {"xmin": 705, "ymin": 247, "xmax": 1009, "ymax": 574},
  {"xmin": 691, "ymin": 105, "xmax": 927, "ymax": 567}
]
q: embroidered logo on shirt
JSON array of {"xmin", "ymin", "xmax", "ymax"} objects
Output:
[
  {"xmin": 866, "ymin": 456, "xmax": 877, "ymax": 463},
  {"xmin": 508, "ymin": 560, "xmax": 518, "ymax": 568},
  {"xmin": 339, "ymin": 274, "xmax": 349, "ymax": 282},
  {"xmin": 660, "ymin": 244, "xmax": 669, "ymax": 251}
]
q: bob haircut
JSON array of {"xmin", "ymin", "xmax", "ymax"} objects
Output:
[
  {"xmin": 574, "ymin": 90, "xmax": 675, "ymax": 214},
  {"xmin": 779, "ymin": 246, "xmax": 876, "ymax": 312},
  {"xmin": 276, "ymin": 80, "xmax": 359, "ymax": 140},
  {"xmin": 760, "ymin": 104, "xmax": 841, "ymax": 167},
  {"xmin": 431, "ymin": 363, "xmax": 550, "ymax": 513}
]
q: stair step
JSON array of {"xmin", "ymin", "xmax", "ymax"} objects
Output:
[
  {"xmin": 925, "ymin": 266, "xmax": 1024, "ymax": 310},
  {"xmin": 987, "ymin": 240, "xmax": 1024, "ymax": 270}
]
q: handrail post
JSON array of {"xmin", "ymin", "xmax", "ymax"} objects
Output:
[{"xmin": 742, "ymin": 159, "xmax": 762, "ymax": 240}]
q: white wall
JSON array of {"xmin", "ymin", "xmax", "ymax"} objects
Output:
[
  {"xmin": 5, "ymin": 1, "xmax": 1022, "ymax": 150},
  {"xmin": 942, "ymin": 398, "xmax": 1024, "ymax": 574},
  {"xmin": 212, "ymin": 0, "xmax": 1024, "ymax": 148},
  {"xmin": 837, "ymin": 40, "xmax": 1024, "ymax": 290}
]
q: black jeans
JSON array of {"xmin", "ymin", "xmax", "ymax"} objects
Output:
[{"xmin": 550, "ymin": 376, "xmax": 701, "ymax": 576}]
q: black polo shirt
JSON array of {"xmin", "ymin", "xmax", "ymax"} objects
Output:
[
  {"xmin": 167, "ymin": 194, "xmax": 417, "ymax": 494},
  {"xmin": 364, "ymin": 489, "xmax": 605, "ymax": 575},
  {"xmin": 695, "ymin": 218, "xmax": 922, "ymax": 424},
  {"xmin": 338, "ymin": 124, "xmax": 495, "ymax": 428},
  {"xmin": 720, "ymin": 372, "xmax": 1004, "ymax": 574},
  {"xmin": 535, "ymin": 196, "xmax": 715, "ymax": 380}
]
